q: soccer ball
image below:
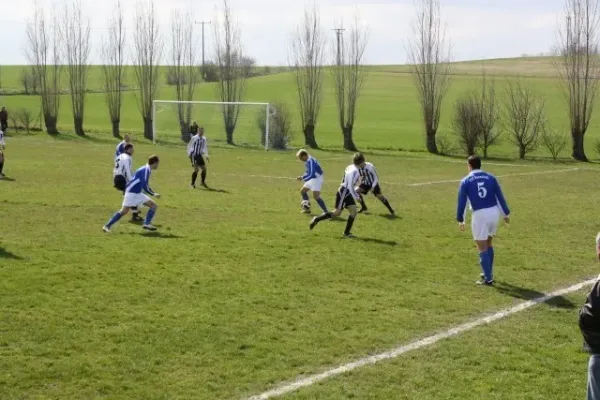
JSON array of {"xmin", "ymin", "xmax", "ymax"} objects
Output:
[{"xmin": 301, "ymin": 200, "xmax": 311, "ymax": 211}]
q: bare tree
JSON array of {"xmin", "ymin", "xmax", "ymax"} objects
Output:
[
  {"xmin": 26, "ymin": 6, "xmax": 61, "ymax": 135},
  {"xmin": 475, "ymin": 74, "xmax": 501, "ymax": 158},
  {"xmin": 452, "ymin": 95, "xmax": 480, "ymax": 156},
  {"xmin": 132, "ymin": 0, "xmax": 163, "ymax": 140},
  {"xmin": 555, "ymin": 0, "xmax": 600, "ymax": 161},
  {"xmin": 408, "ymin": 0, "xmax": 452, "ymax": 154},
  {"xmin": 330, "ymin": 18, "xmax": 368, "ymax": 151},
  {"xmin": 169, "ymin": 9, "xmax": 199, "ymax": 136},
  {"xmin": 290, "ymin": 5, "xmax": 325, "ymax": 149},
  {"xmin": 61, "ymin": 0, "xmax": 90, "ymax": 136},
  {"xmin": 101, "ymin": 1, "xmax": 126, "ymax": 138},
  {"xmin": 542, "ymin": 124, "xmax": 568, "ymax": 161},
  {"xmin": 214, "ymin": 0, "xmax": 247, "ymax": 144},
  {"xmin": 503, "ymin": 79, "xmax": 545, "ymax": 159}
]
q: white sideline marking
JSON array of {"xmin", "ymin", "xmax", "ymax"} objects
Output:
[
  {"xmin": 246, "ymin": 276, "xmax": 596, "ymax": 400},
  {"xmin": 404, "ymin": 167, "xmax": 580, "ymax": 187}
]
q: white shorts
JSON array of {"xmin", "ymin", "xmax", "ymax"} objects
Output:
[
  {"xmin": 303, "ymin": 176, "xmax": 323, "ymax": 192},
  {"xmin": 471, "ymin": 207, "xmax": 501, "ymax": 241},
  {"xmin": 123, "ymin": 192, "xmax": 151, "ymax": 208}
]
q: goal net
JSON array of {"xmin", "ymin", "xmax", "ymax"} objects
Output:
[{"xmin": 152, "ymin": 100, "xmax": 275, "ymax": 149}]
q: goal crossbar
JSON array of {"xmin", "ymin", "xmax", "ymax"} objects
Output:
[{"xmin": 151, "ymin": 100, "xmax": 273, "ymax": 149}]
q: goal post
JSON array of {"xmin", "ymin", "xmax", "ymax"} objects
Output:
[{"xmin": 151, "ymin": 100, "xmax": 275, "ymax": 150}]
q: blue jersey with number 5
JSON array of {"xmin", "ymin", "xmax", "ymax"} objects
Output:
[{"xmin": 456, "ymin": 170, "xmax": 510, "ymax": 223}]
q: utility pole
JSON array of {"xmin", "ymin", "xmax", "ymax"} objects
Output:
[
  {"xmin": 333, "ymin": 28, "xmax": 345, "ymax": 66},
  {"xmin": 195, "ymin": 20, "xmax": 211, "ymax": 75}
]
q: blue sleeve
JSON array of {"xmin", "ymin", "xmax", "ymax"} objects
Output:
[
  {"xmin": 142, "ymin": 169, "xmax": 156, "ymax": 196},
  {"xmin": 456, "ymin": 181, "xmax": 468, "ymax": 223},
  {"xmin": 302, "ymin": 160, "xmax": 313, "ymax": 181},
  {"xmin": 117, "ymin": 143, "xmax": 125, "ymax": 154},
  {"xmin": 494, "ymin": 178, "xmax": 510, "ymax": 216}
]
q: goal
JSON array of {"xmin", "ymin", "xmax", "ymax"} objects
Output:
[{"xmin": 151, "ymin": 100, "xmax": 275, "ymax": 149}]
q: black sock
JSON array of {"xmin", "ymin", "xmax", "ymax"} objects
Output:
[
  {"xmin": 201, "ymin": 170, "xmax": 207, "ymax": 184},
  {"xmin": 0, "ymin": 162, "xmax": 4, "ymax": 174},
  {"xmin": 192, "ymin": 171, "xmax": 198, "ymax": 185},
  {"xmin": 315, "ymin": 212, "xmax": 333, "ymax": 223},
  {"xmin": 359, "ymin": 195, "xmax": 366, "ymax": 208},
  {"xmin": 344, "ymin": 215, "xmax": 356, "ymax": 235},
  {"xmin": 131, "ymin": 206, "xmax": 139, "ymax": 214},
  {"xmin": 379, "ymin": 196, "xmax": 394, "ymax": 213}
]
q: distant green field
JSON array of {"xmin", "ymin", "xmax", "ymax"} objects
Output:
[{"xmin": 0, "ymin": 57, "xmax": 595, "ymax": 159}]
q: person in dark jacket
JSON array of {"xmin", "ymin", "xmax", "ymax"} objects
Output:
[
  {"xmin": 0, "ymin": 107, "xmax": 8, "ymax": 132},
  {"xmin": 579, "ymin": 235, "xmax": 600, "ymax": 400}
]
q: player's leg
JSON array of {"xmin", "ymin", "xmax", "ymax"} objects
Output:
[
  {"xmin": 472, "ymin": 210, "xmax": 493, "ymax": 285},
  {"xmin": 199, "ymin": 156, "xmax": 207, "ymax": 187},
  {"xmin": 0, "ymin": 150, "xmax": 4, "ymax": 177},
  {"xmin": 356, "ymin": 186, "xmax": 368, "ymax": 213},
  {"xmin": 300, "ymin": 185, "xmax": 310, "ymax": 212},
  {"xmin": 142, "ymin": 197, "xmax": 158, "ymax": 230},
  {"xmin": 485, "ymin": 211, "xmax": 500, "ymax": 277},
  {"xmin": 190, "ymin": 156, "xmax": 199, "ymax": 188},
  {"xmin": 103, "ymin": 206, "xmax": 131, "ymax": 232},
  {"xmin": 311, "ymin": 177, "xmax": 327, "ymax": 213},
  {"xmin": 310, "ymin": 191, "xmax": 343, "ymax": 230},
  {"xmin": 374, "ymin": 185, "xmax": 394, "ymax": 215},
  {"xmin": 344, "ymin": 204, "xmax": 358, "ymax": 237}
]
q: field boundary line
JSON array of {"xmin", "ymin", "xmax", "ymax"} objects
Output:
[
  {"xmin": 402, "ymin": 167, "xmax": 580, "ymax": 187},
  {"xmin": 245, "ymin": 276, "xmax": 596, "ymax": 400}
]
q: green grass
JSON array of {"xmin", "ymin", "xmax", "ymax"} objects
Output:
[
  {"xmin": 0, "ymin": 133, "xmax": 598, "ymax": 399},
  {"xmin": 1, "ymin": 57, "xmax": 598, "ymax": 158}
]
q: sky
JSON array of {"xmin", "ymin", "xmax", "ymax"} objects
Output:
[{"xmin": 0, "ymin": 0, "xmax": 567, "ymax": 65}]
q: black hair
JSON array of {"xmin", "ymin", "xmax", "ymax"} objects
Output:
[
  {"xmin": 353, "ymin": 152, "xmax": 365, "ymax": 166},
  {"xmin": 148, "ymin": 155, "xmax": 160, "ymax": 165},
  {"xmin": 124, "ymin": 143, "xmax": 134, "ymax": 152},
  {"xmin": 467, "ymin": 155, "xmax": 481, "ymax": 170}
]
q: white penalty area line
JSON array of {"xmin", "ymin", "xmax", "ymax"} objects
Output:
[
  {"xmin": 245, "ymin": 276, "xmax": 596, "ymax": 400},
  {"xmin": 402, "ymin": 167, "xmax": 581, "ymax": 187}
]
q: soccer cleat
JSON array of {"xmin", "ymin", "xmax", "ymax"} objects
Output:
[
  {"xmin": 201, "ymin": 182, "xmax": 208, "ymax": 188},
  {"xmin": 476, "ymin": 278, "xmax": 494, "ymax": 286},
  {"xmin": 102, "ymin": 226, "xmax": 111, "ymax": 233},
  {"xmin": 343, "ymin": 233, "xmax": 355, "ymax": 238},
  {"xmin": 358, "ymin": 207, "xmax": 368, "ymax": 214},
  {"xmin": 131, "ymin": 214, "xmax": 144, "ymax": 222},
  {"xmin": 142, "ymin": 224, "xmax": 157, "ymax": 231},
  {"xmin": 309, "ymin": 217, "xmax": 318, "ymax": 230},
  {"xmin": 190, "ymin": 184, "xmax": 196, "ymax": 189}
]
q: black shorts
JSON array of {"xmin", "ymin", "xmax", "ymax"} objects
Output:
[
  {"xmin": 114, "ymin": 175, "xmax": 127, "ymax": 192},
  {"xmin": 190, "ymin": 154, "xmax": 205, "ymax": 167},
  {"xmin": 335, "ymin": 188, "xmax": 356, "ymax": 210},
  {"xmin": 359, "ymin": 183, "xmax": 381, "ymax": 196}
]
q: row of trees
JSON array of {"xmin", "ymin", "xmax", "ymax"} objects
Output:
[{"xmin": 414, "ymin": 0, "xmax": 600, "ymax": 161}]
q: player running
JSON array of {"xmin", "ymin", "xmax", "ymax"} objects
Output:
[
  {"xmin": 456, "ymin": 155, "xmax": 510, "ymax": 286},
  {"xmin": 113, "ymin": 143, "xmax": 143, "ymax": 222},
  {"xmin": 354, "ymin": 154, "xmax": 395, "ymax": 215},
  {"xmin": 114, "ymin": 134, "xmax": 132, "ymax": 162},
  {"xmin": 187, "ymin": 127, "xmax": 209, "ymax": 188},
  {"xmin": 296, "ymin": 149, "xmax": 328, "ymax": 214},
  {"xmin": 309, "ymin": 153, "xmax": 363, "ymax": 237},
  {"xmin": 103, "ymin": 155, "xmax": 161, "ymax": 233}
]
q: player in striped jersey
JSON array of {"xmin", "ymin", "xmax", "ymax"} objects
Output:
[
  {"xmin": 355, "ymin": 155, "xmax": 395, "ymax": 215},
  {"xmin": 0, "ymin": 129, "xmax": 5, "ymax": 179},
  {"xmin": 103, "ymin": 155, "xmax": 161, "ymax": 232},
  {"xmin": 114, "ymin": 134, "xmax": 131, "ymax": 162},
  {"xmin": 113, "ymin": 143, "xmax": 143, "ymax": 221},
  {"xmin": 309, "ymin": 153, "xmax": 363, "ymax": 237},
  {"xmin": 296, "ymin": 149, "xmax": 328, "ymax": 213},
  {"xmin": 187, "ymin": 127, "xmax": 209, "ymax": 188}
]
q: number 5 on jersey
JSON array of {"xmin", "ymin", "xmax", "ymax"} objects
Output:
[{"xmin": 477, "ymin": 181, "xmax": 487, "ymax": 198}]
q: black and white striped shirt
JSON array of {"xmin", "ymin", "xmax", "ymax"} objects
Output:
[
  {"xmin": 187, "ymin": 134, "xmax": 208, "ymax": 157},
  {"xmin": 358, "ymin": 162, "xmax": 379, "ymax": 188},
  {"xmin": 340, "ymin": 165, "xmax": 361, "ymax": 199}
]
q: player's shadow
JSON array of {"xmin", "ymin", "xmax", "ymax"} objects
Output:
[
  {"xmin": 0, "ymin": 247, "xmax": 23, "ymax": 260},
  {"xmin": 123, "ymin": 231, "xmax": 182, "ymax": 239},
  {"xmin": 493, "ymin": 281, "xmax": 577, "ymax": 309},
  {"xmin": 378, "ymin": 213, "xmax": 400, "ymax": 220},
  {"xmin": 202, "ymin": 187, "xmax": 230, "ymax": 194},
  {"xmin": 0, "ymin": 176, "xmax": 16, "ymax": 182},
  {"xmin": 340, "ymin": 237, "xmax": 398, "ymax": 247}
]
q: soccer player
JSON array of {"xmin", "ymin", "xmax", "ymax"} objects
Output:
[
  {"xmin": 187, "ymin": 126, "xmax": 209, "ymax": 188},
  {"xmin": 0, "ymin": 128, "xmax": 5, "ymax": 150},
  {"xmin": 114, "ymin": 134, "xmax": 132, "ymax": 161},
  {"xmin": 113, "ymin": 143, "xmax": 143, "ymax": 221},
  {"xmin": 456, "ymin": 155, "xmax": 510, "ymax": 285},
  {"xmin": 103, "ymin": 155, "xmax": 161, "ymax": 233},
  {"xmin": 354, "ymin": 155, "xmax": 395, "ymax": 215},
  {"xmin": 309, "ymin": 153, "xmax": 363, "ymax": 237},
  {"xmin": 0, "ymin": 129, "xmax": 6, "ymax": 179},
  {"xmin": 296, "ymin": 149, "xmax": 328, "ymax": 213}
]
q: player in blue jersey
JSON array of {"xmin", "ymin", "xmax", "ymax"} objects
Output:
[
  {"xmin": 296, "ymin": 149, "xmax": 328, "ymax": 214},
  {"xmin": 456, "ymin": 156, "xmax": 510, "ymax": 285},
  {"xmin": 114, "ymin": 134, "xmax": 132, "ymax": 162},
  {"xmin": 103, "ymin": 155, "xmax": 161, "ymax": 233}
]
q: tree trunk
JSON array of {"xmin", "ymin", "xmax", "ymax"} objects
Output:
[
  {"xmin": 483, "ymin": 146, "xmax": 488, "ymax": 159},
  {"xmin": 74, "ymin": 117, "xmax": 85, "ymax": 137},
  {"xmin": 143, "ymin": 117, "xmax": 153, "ymax": 140},
  {"xmin": 44, "ymin": 114, "xmax": 58, "ymax": 135},
  {"xmin": 342, "ymin": 126, "xmax": 358, "ymax": 152},
  {"xmin": 111, "ymin": 119, "xmax": 120, "ymax": 138},
  {"xmin": 304, "ymin": 124, "xmax": 319, "ymax": 149},
  {"xmin": 519, "ymin": 146, "xmax": 525, "ymax": 159},
  {"xmin": 226, "ymin": 126, "xmax": 234, "ymax": 145},
  {"xmin": 571, "ymin": 128, "xmax": 588, "ymax": 161},
  {"xmin": 426, "ymin": 131, "xmax": 438, "ymax": 154}
]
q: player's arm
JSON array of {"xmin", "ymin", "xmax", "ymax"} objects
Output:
[
  {"xmin": 456, "ymin": 181, "xmax": 469, "ymax": 224},
  {"xmin": 349, "ymin": 170, "xmax": 361, "ymax": 199},
  {"xmin": 142, "ymin": 168, "xmax": 157, "ymax": 196},
  {"xmin": 301, "ymin": 160, "xmax": 313, "ymax": 181},
  {"xmin": 202, "ymin": 138, "xmax": 209, "ymax": 159},
  {"xmin": 370, "ymin": 165, "xmax": 379, "ymax": 188},
  {"xmin": 124, "ymin": 157, "xmax": 133, "ymax": 182},
  {"xmin": 493, "ymin": 178, "xmax": 510, "ymax": 219}
]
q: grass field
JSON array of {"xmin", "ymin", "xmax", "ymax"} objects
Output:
[
  {"xmin": 1, "ymin": 57, "xmax": 600, "ymax": 158},
  {"xmin": 1, "ymin": 131, "xmax": 599, "ymax": 399}
]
